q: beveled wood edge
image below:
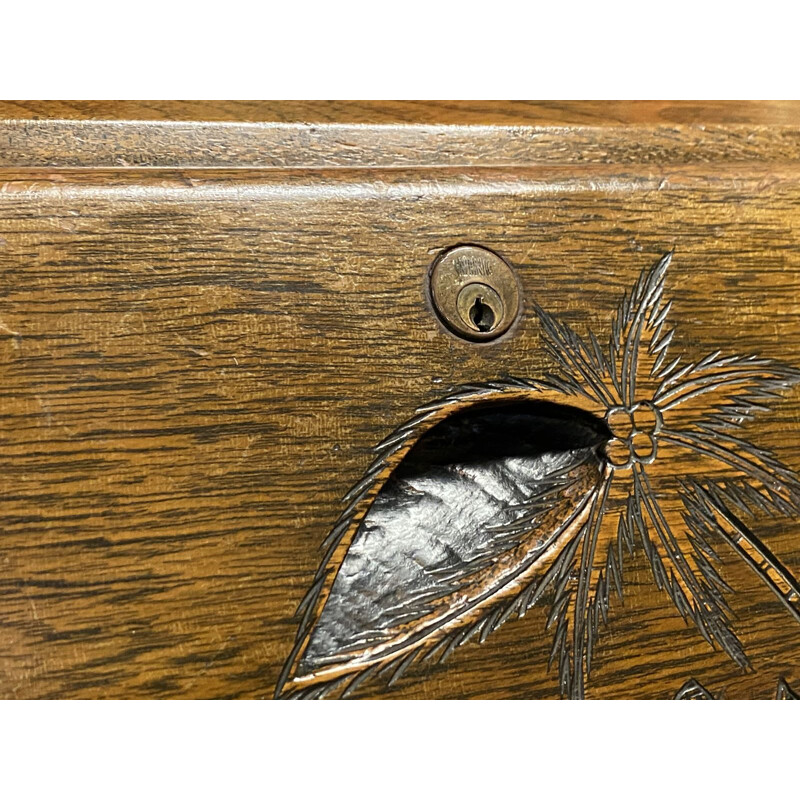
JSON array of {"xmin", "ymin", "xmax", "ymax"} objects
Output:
[
  {"xmin": 1, "ymin": 163, "xmax": 799, "ymax": 194},
  {"xmin": 2, "ymin": 119, "xmax": 800, "ymax": 170},
  {"xmin": 3, "ymin": 101, "xmax": 800, "ymax": 125}
]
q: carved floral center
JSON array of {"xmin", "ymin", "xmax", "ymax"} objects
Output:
[{"xmin": 604, "ymin": 401, "xmax": 663, "ymax": 470}]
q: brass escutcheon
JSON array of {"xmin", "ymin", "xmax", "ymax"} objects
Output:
[{"xmin": 429, "ymin": 245, "xmax": 521, "ymax": 341}]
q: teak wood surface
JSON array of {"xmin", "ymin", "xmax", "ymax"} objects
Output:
[{"xmin": 1, "ymin": 101, "xmax": 800, "ymax": 699}]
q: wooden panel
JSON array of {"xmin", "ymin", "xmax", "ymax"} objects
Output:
[{"xmin": 1, "ymin": 103, "xmax": 800, "ymax": 698}]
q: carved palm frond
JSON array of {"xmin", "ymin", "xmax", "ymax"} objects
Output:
[
  {"xmin": 608, "ymin": 251, "xmax": 675, "ymax": 405},
  {"xmin": 679, "ymin": 482, "xmax": 800, "ymax": 625},
  {"xmin": 654, "ymin": 351, "xmax": 800, "ymax": 433},
  {"xmin": 530, "ymin": 303, "xmax": 614, "ymax": 407},
  {"xmin": 631, "ymin": 465, "xmax": 748, "ymax": 667},
  {"xmin": 545, "ymin": 474, "xmax": 641, "ymax": 698}
]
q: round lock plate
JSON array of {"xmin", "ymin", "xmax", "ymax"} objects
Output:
[{"xmin": 429, "ymin": 245, "xmax": 521, "ymax": 341}]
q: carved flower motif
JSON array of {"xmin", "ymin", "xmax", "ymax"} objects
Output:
[
  {"xmin": 278, "ymin": 253, "xmax": 800, "ymax": 699},
  {"xmin": 528, "ymin": 252, "xmax": 800, "ymax": 696},
  {"xmin": 604, "ymin": 401, "xmax": 662, "ymax": 468}
]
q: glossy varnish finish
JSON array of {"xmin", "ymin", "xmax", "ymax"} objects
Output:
[{"xmin": 1, "ymin": 102, "xmax": 800, "ymax": 698}]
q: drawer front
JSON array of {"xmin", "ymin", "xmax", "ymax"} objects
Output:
[{"xmin": 1, "ymin": 103, "xmax": 800, "ymax": 698}]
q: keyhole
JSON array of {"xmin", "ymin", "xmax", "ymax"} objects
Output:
[
  {"xmin": 451, "ymin": 279, "xmax": 507, "ymax": 341},
  {"xmin": 469, "ymin": 296, "xmax": 496, "ymax": 332}
]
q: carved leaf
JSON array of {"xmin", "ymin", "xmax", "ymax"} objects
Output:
[{"xmin": 276, "ymin": 383, "xmax": 609, "ymax": 698}]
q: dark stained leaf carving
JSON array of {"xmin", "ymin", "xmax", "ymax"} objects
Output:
[{"xmin": 277, "ymin": 253, "xmax": 800, "ymax": 699}]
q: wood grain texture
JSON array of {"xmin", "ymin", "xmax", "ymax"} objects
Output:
[
  {"xmin": 4, "ymin": 120, "xmax": 800, "ymax": 170},
  {"xmin": 1, "ymin": 102, "xmax": 800, "ymax": 698},
  {"xmin": 2, "ymin": 100, "xmax": 800, "ymax": 124}
]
